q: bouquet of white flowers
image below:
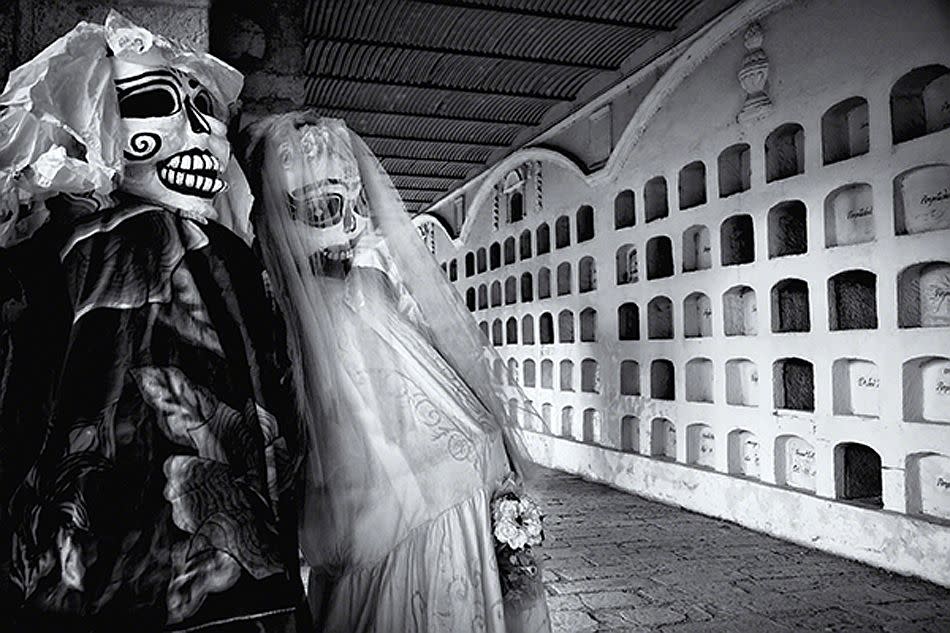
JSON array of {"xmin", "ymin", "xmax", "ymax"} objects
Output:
[{"xmin": 490, "ymin": 477, "xmax": 545, "ymax": 607}]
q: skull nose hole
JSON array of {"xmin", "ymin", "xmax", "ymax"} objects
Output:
[
  {"xmin": 184, "ymin": 97, "xmax": 211, "ymax": 134},
  {"xmin": 344, "ymin": 205, "xmax": 356, "ymax": 232}
]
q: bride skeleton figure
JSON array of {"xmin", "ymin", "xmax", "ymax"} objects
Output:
[{"xmin": 242, "ymin": 113, "xmax": 551, "ymax": 632}]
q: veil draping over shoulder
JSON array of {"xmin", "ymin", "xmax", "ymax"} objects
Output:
[{"xmin": 240, "ymin": 111, "xmax": 542, "ymax": 575}]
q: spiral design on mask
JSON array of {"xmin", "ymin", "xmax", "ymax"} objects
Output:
[{"xmin": 123, "ymin": 132, "xmax": 162, "ymax": 161}]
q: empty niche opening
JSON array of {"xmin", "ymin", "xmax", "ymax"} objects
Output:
[
  {"xmin": 540, "ymin": 360, "xmax": 553, "ymax": 389},
  {"xmin": 559, "ymin": 360, "xmax": 574, "ymax": 391},
  {"xmin": 621, "ymin": 416, "xmax": 640, "ymax": 453},
  {"xmin": 582, "ymin": 408, "xmax": 601, "ymax": 443},
  {"xmin": 718, "ymin": 143, "xmax": 751, "ymax": 198},
  {"xmin": 536, "ymin": 223, "xmax": 551, "ymax": 254},
  {"xmin": 615, "ymin": 190, "xmax": 636, "ymax": 228},
  {"xmin": 771, "ymin": 279, "xmax": 811, "ymax": 333},
  {"xmin": 898, "ymin": 261, "xmax": 950, "ymax": 328},
  {"xmin": 555, "ymin": 216, "xmax": 571, "ymax": 249},
  {"xmin": 646, "ymin": 235, "xmax": 674, "ymax": 280},
  {"xmin": 576, "ymin": 205, "xmax": 595, "ymax": 243},
  {"xmin": 618, "ymin": 302, "xmax": 640, "ymax": 341},
  {"xmin": 579, "ymin": 308, "xmax": 597, "ymax": 342},
  {"xmin": 728, "ymin": 429, "xmax": 760, "ymax": 478},
  {"xmin": 620, "ymin": 360, "xmax": 640, "ymax": 396},
  {"xmin": 906, "ymin": 452, "xmax": 950, "ymax": 521},
  {"xmin": 538, "ymin": 267, "xmax": 551, "ymax": 299},
  {"xmin": 683, "ymin": 292, "xmax": 712, "ymax": 338},
  {"xmin": 835, "ymin": 443, "xmax": 883, "ymax": 508},
  {"xmin": 685, "ymin": 358, "xmax": 714, "ymax": 403},
  {"xmin": 504, "ymin": 237, "xmax": 516, "ymax": 265},
  {"xmin": 903, "ymin": 356, "xmax": 950, "ymax": 423},
  {"xmin": 557, "ymin": 310, "xmax": 574, "ymax": 343},
  {"xmin": 520, "ymin": 230, "xmax": 532, "ymax": 260},
  {"xmin": 578, "ymin": 256, "xmax": 597, "ymax": 293},
  {"xmin": 479, "ymin": 321, "xmax": 490, "ymax": 343},
  {"xmin": 650, "ymin": 417, "xmax": 676, "ymax": 459},
  {"xmin": 828, "ymin": 270, "xmax": 878, "ymax": 330},
  {"xmin": 647, "ymin": 296, "xmax": 673, "ymax": 340},
  {"xmin": 775, "ymin": 435, "xmax": 816, "ymax": 492},
  {"xmin": 541, "ymin": 403, "xmax": 553, "ymax": 432},
  {"xmin": 644, "ymin": 176, "xmax": 669, "ymax": 222},
  {"xmin": 449, "ymin": 260, "xmax": 457, "ymax": 281},
  {"xmin": 894, "ymin": 164, "xmax": 950, "ymax": 235},
  {"xmin": 478, "ymin": 284, "xmax": 488, "ymax": 309},
  {"xmin": 556, "ymin": 262, "xmax": 572, "ymax": 295},
  {"xmin": 465, "ymin": 252, "xmax": 475, "ymax": 277},
  {"xmin": 523, "ymin": 359, "xmax": 536, "ymax": 388},
  {"xmin": 768, "ymin": 200, "xmax": 808, "ymax": 258},
  {"xmin": 522, "ymin": 315, "xmax": 535, "ymax": 345},
  {"xmin": 539, "ymin": 312, "xmax": 554, "ymax": 344},
  {"xmin": 507, "ymin": 358, "xmax": 518, "ymax": 386},
  {"xmin": 891, "ymin": 64, "xmax": 950, "ymax": 144},
  {"xmin": 505, "ymin": 277, "xmax": 517, "ymax": 305},
  {"xmin": 466, "ymin": 288, "xmax": 476, "ymax": 311},
  {"xmin": 679, "ymin": 161, "xmax": 707, "ymax": 210},
  {"xmin": 477, "ymin": 248, "xmax": 487, "ymax": 273},
  {"xmin": 723, "ymin": 285, "xmax": 757, "ymax": 336},
  {"xmin": 765, "ymin": 122, "xmax": 805, "ymax": 182},
  {"xmin": 687, "ymin": 424, "xmax": 715, "ymax": 468},
  {"xmin": 825, "ymin": 183, "xmax": 874, "ymax": 247},
  {"xmin": 581, "ymin": 359, "xmax": 600, "ymax": 393},
  {"xmin": 615, "ymin": 244, "xmax": 638, "ymax": 285},
  {"xmin": 505, "ymin": 317, "xmax": 518, "ymax": 344},
  {"xmin": 725, "ymin": 359, "xmax": 759, "ymax": 407},
  {"xmin": 682, "ymin": 225, "xmax": 711, "ymax": 272},
  {"xmin": 521, "ymin": 272, "xmax": 533, "ymax": 302},
  {"xmin": 509, "ymin": 190, "xmax": 524, "ymax": 223},
  {"xmin": 650, "ymin": 359, "xmax": 675, "ymax": 400},
  {"xmin": 560, "ymin": 406, "xmax": 574, "ymax": 438},
  {"xmin": 720, "ymin": 214, "xmax": 755, "ymax": 266},
  {"xmin": 491, "ymin": 319, "xmax": 503, "ymax": 346},
  {"xmin": 490, "ymin": 243, "xmax": 501, "ymax": 269},
  {"xmin": 822, "ymin": 97, "xmax": 870, "ymax": 164},
  {"xmin": 490, "ymin": 281, "xmax": 502, "ymax": 307},
  {"xmin": 831, "ymin": 358, "xmax": 879, "ymax": 416},
  {"xmin": 773, "ymin": 357, "xmax": 815, "ymax": 412}
]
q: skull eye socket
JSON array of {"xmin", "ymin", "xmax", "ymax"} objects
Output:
[
  {"xmin": 289, "ymin": 188, "xmax": 344, "ymax": 228},
  {"xmin": 117, "ymin": 83, "xmax": 181, "ymax": 119},
  {"xmin": 192, "ymin": 89, "xmax": 215, "ymax": 118}
]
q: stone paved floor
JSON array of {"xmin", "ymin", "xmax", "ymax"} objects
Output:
[{"xmin": 532, "ymin": 469, "xmax": 950, "ymax": 633}]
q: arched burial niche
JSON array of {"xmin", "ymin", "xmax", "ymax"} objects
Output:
[
  {"xmin": 720, "ymin": 214, "xmax": 754, "ymax": 266},
  {"xmin": 894, "ymin": 164, "xmax": 950, "ymax": 235},
  {"xmin": 834, "ymin": 443, "xmax": 883, "ymax": 508},
  {"xmin": 718, "ymin": 143, "xmax": 750, "ymax": 198},
  {"xmin": 906, "ymin": 452, "xmax": 950, "ymax": 521},
  {"xmin": 556, "ymin": 262, "xmax": 572, "ymax": 296},
  {"xmin": 520, "ymin": 272, "xmax": 533, "ymax": 303},
  {"xmin": 771, "ymin": 278, "xmax": 810, "ymax": 333},
  {"xmin": 775, "ymin": 435, "xmax": 816, "ymax": 492},
  {"xmin": 768, "ymin": 200, "xmax": 808, "ymax": 258},
  {"xmin": 903, "ymin": 356, "xmax": 950, "ymax": 423},
  {"xmin": 578, "ymin": 256, "xmax": 597, "ymax": 293},
  {"xmin": 523, "ymin": 359, "xmax": 536, "ymax": 388},
  {"xmin": 620, "ymin": 360, "xmax": 640, "ymax": 396},
  {"xmin": 898, "ymin": 261, "xmax": 950, "ymax": 328},
  {"xmin": 491, "ymin": 319, "xmax": 503, "ymax": 346},
  {"xmin": 504, "ymin": 237, "xmax": 516, "ymax": 265},
  {"xmin": 505, "ymin": 317, "xmax": 518, "ymax": 344},
  {"xmin": 560, "ymin": 406, "xmax": 574, "ymax": 438},
  {"xmin": 723, "ymin": 285, "xmax": 757, "ymax": 336},
  {"xmin": 536, "ymin": 223, "xmax": 551, "ymax": 255},
  {"xmin": 615, "ymin": 244, "xmax": 638, "ymax": 285},
  {"xmin": 576, "ymin": 205, "xmax": 594, "ymax": 243},
  {"xmin": 506, "ymin": 358, "xmax": 518, "ymax": 385},
  {"xmin": 822, "ymin": 96, "xmax": 869, "ymax": 164},
  {"xmin": 828, "ymin": 270, "xmax": 878, "ymax": 330},
  {"xmin": 539, "ymin": 312, "xmax": 554, "ymax": 344},
  {"xmin": 555, "ymin": 215, "xmax": 571, "ymax": 249},
  {"xmin": 465, "ymin": 252, "xmax": 475, "ymax": 277},
  {"xmin": 682, "ymin": 225, "xmax": 711, "ymax": 272},
  {"xmin": 650, "ymin": 359, "xmax": 675, "ymax": 400},
  {"xmin": 647, "ymin": 296, "xmax": 673, "ymax": 340},
  {"xmin": 522, "ymin": 315, "xmax": 535, "ymax": 345},
  {"xmin": 540, "ymin": 359, "xmax": 553, "ymax": 389},
  {"xmin": 832, "ymin": 358, "xmax": 879, "ymax": 417},
  {"xmin": 559, "ymin": 360, "xmax": 574, "ymax": 392},
  {"xmin": 581, "ymin": 359, "xmax": 599, "ymax": 393},
  {"xmin": 685, "ymin": 358, "xmax": 713, "ymax": 403},
  {"xmin": 557, "ymin": 309, "xmax": 574, "ymax": 343},
  {"xmin": 614, "ymin": 189, "xmax": 635, "ymax": 228},
  {"xmin": 537, "ymin": 267, "xmax": 551, "ymax": 299},
  {"xmin": 504, "ymin": 276, "xmax": 517, "ymax": 305},
  {"xmin": 825, "ymin": 183, "xmax": 874, "ymax": 247},
  {"xmin": 478, "ymin": 284, "xmax": 488, "ymax": 309},
  {"xmin": 479, "ymin": 321, "xmax": 490, "ymax": 343},
  {"xmin": 890, "ymin": 64, "xmax": 950, "ymax": 144},
  {"xmin": 579, "ymin": 307, "xmax": 597, "ymax": 342},
  {"xmin": 618, "ymin": 302, "xmax": 640, "ymax": 341},
  {"xmin": 650, "ymin": 417, "xmax": 676, "ymax": 459},
  {"xmin": 519, "ymin": 229, "xmax": 532, "ymax": 260},
  {"xmin": 726, "ymin": 359, "xmax": 759, "ymax": 407},
  {"xmin": 490, "ymin": 242, "xmax": 501, "ymax": 269},
  {"xmin": 644, "ymin": 176, "xmax": 669, "ymax": 222},
  {"xmin": 728, "ymin": 429, "xmax": 760, "ymax": 478},
  {"xmin": 448, "ymin": 260, "xmax": 457, "ymax": 281},
  {"xmin": 541, "ymin": 403, "xmax": 553, "ymax": 432},
  {"xmin": 683, "ymin": 292, "xmax": 712, "ymax": 338},
  {"xmin": 773, "ymin": 357, "xmax": 815, "ymax": 412},
  {"xmin": 646, "ymin": 235, "xmax": 673, "ymax": 280},
  {"xmin": 620, "ymin": 416, "xmax": 640, "ymax": 453},
  {"xmin": 687, "ymin": 424, "xmax": 715, "ymax": 468},
  {"xmin": 582, "ymin": 408, "xmax": 601, "ymax": 443},
  {"xmin": 466, "ymin": 288, "xmax": 476, "ymax": 312},
  {"xmin": 765, "ymin": 122, "xmax": 805, "ymax": 182},
  {"xmin": 490, "ymin": 281, "xmax": 502, "ymax": 307},
  {"xmin": 679, "ymin": 161, "xmax": 707, "ymax": 210}
]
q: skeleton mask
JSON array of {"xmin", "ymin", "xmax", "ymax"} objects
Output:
[
  {"xmin": 112, "ymin": 53, "xmax": 230, "ymax": 220},
  {"xmin": 277, "ymin": 120, "xmax": 368, "ymax": 260}
]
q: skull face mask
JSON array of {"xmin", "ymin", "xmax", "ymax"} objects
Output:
[{"xmin": 113, "ymin": 55, "xmax": 230, "ymax": 219}]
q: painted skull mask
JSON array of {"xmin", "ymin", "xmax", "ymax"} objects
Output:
[
  {"xmin": 112, "ymin": 56, "xmax": 230, "ymax": 219},
  {"xmin": 276, "ymin": 120, "xmax": 368, "ymax": 260}
]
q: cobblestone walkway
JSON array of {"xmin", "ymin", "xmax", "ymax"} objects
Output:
[{"xmin": 533, "ymin": 469, "xmax": 950, "ymax": 632}]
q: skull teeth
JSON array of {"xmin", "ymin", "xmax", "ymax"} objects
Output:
[
  {"xmin": 166, "ymin": 152, "xmax": 220, "ymax": 172},
  {"xmin": 158, "ymin": 165, "xmax": 227, "ymax": 196}
]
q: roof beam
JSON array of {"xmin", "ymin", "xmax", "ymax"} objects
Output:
[
  {"xmin": 360, "ymin": 133, "xmax": 507, "ymax": 149},
  {"xmin": 397, "ymin": 187, "xmax": 455, "ymax": 194},
  {"xmin": 308, "ymin": 104, "xmax": 540, "ymax": 127},
  {"xmin": 407, "ymin": 0, "xmax": 675, "ymax": 31},
  {"xmin": 305, "ymin": 74, "xmax": 572, "ymax": 102},
  {"xmin": 377, "ymin": 155, "xmax": 484, "ymax": 166}
]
